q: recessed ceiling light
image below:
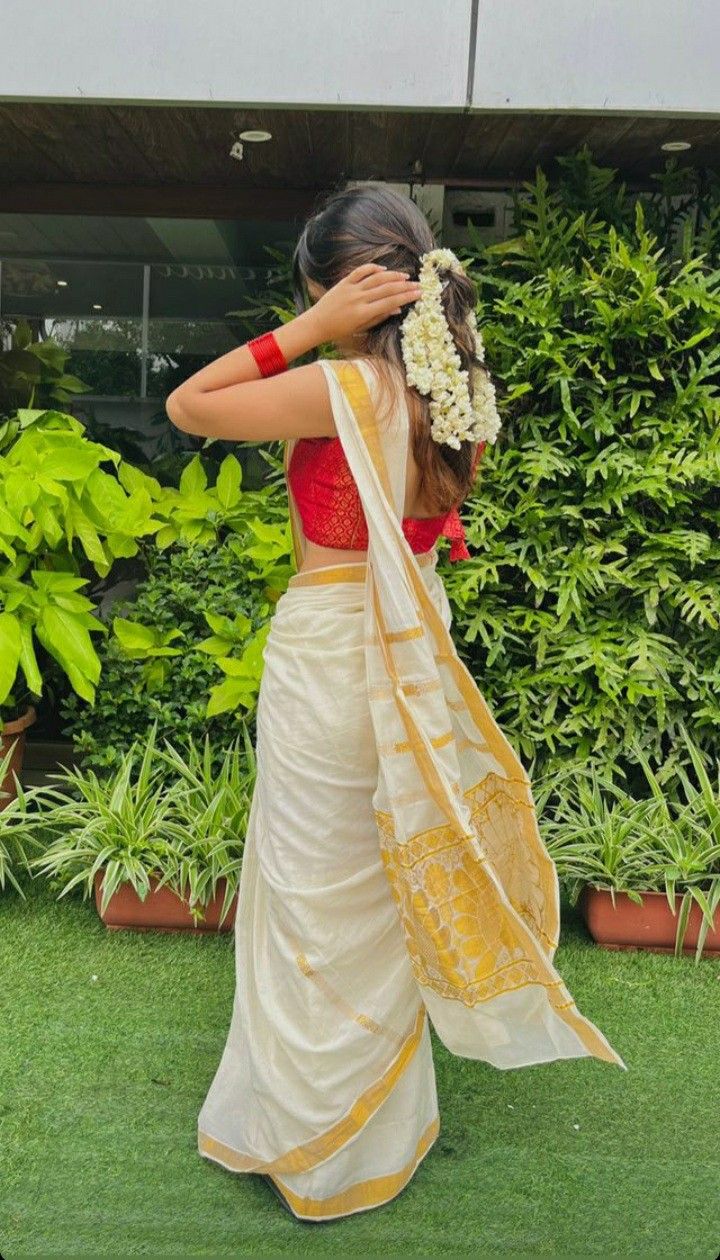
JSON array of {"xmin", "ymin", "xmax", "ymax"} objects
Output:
[
  {"xmin": 661, "ymin": 140, "xmax": 692, "ymax": 152},
  {"xmin": 56, "ymin": 279, "xmax": 68, "ymax": 286},
  {"xmin": 238, "ymin": 129, "xmax": 272, "ymax": 142}
]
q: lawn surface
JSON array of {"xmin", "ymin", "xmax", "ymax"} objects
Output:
[{"xmin": 1, "ymin": 878, "xmax": 719, "ymax": 1258}]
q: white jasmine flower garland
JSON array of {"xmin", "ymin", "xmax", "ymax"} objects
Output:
[{"xmin": 400, "ymin": 247, "xmax": 502, "ymax": 450}]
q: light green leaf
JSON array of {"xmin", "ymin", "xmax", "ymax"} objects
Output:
[
  {"xmin": 216, "ymin": 455, "xmax": 242, "ymax": 509},
  {"xmin": 0, "ymin": 612, "xmax": 22, "ymax": 704},
  {"xmin": 206, "ymin": 677, "xmax": 256, "ymax": 717},
  {"xmin": 179, "ymin": 456, "xmax": 208, "ymax": 496},
  {"xmin": 37, "ymin": 606, "xmax": 102, "ymax": 688}
]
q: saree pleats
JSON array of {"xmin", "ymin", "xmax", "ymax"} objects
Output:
[{"xmin": 198, "ymin": 559, "xmax": 443, "ymax": 1218}]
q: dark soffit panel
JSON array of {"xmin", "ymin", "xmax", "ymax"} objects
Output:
[{"xmin": 0, "ymin": 102, "xmax": 717, "ymax": 211}]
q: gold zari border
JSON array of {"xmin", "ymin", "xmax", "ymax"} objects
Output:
[
  {"xmin": 197, "ymin": 1004, "xmax": 426, "ymax": 1176},
  {"xmin": 270, "ymin": 1115, "xmax": 440, "ymax": 1220},
  {"xmin": 288, "ymin": 563, "xmax": 366, "ymax": 588}
]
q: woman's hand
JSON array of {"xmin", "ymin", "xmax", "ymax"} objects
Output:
[
  {"xmin": 306, "ymin": 263, "xmax": 422, "ymax": 343},
  {"xmin": 165, "ymin": 263, "xmax": 422, "ymax": 443}
]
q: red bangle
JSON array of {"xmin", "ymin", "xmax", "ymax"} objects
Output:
[{"xmin": 247, "ymin": 331, "xmax": 288, "ymax": 377}]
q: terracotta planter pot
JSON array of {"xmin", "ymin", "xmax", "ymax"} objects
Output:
[
  {"xmin": 93, "ymin": 872, "xmax": 237, "ymax": 932},
  {"xmin": 0, "ymin": 706, "xmax": 36, "ymax": 809},
  {"xmin": 580, "ymin": 885, "xmax": 720, "ymax": 957}
]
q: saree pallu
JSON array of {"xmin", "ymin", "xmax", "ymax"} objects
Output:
[{"xmin": 198, "ymin": 356, "xmax": 626, "ymax": 1222}]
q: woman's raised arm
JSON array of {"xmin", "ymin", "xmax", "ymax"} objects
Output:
[{"xmin": 165, "ymin": 263, "xmax": 421, "ymax": 443}]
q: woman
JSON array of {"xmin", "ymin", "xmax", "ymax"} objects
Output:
[{"xmin": 166, "ymin": 185, "xmax": 626, "ymax": 1223}]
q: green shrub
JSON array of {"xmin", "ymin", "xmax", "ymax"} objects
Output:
[
  {"xmin": 61, "ymin": 531, "xmax": 291, "ymax": 776},
  {"xmin": 445, "ymin": 153, "xmax": 720, "ymax": 778},
  {"xmin": 0, "ymin": 408, "xmax": 163, "ymax": 721}
]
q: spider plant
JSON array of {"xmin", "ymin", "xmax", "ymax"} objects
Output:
[
  {"xmin": 632, "ymin": 729, "xmax": 720, "ymax": 960},
  {"xmin": 153, "ymin": 726, "xmax": 255, "ymax": 924},
  {"xmin": 26, "ymin": 724, "xmax": 254, "ymax": 922},
  {"xmin": 538, "ymin": 762, "xmax": 660, "ymax": 896},
  {"xmin": 537, "ymin": 730, "xmax": 720, "ymax": 961},
  {"xmin": 0, "ymin": 740, "xmax": 34, "ymax": 894}
]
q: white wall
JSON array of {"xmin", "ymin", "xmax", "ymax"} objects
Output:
[
  {"xmin": 0, "ymin": 0, "xmax": 471, "ymax": 109},
  {"xmin": 473, "ymin": 0, "xmax": 720, "ymax": 116},
  {"xmin": 0, "ymin": 0, "xmax": 718, "ymax": 116}
]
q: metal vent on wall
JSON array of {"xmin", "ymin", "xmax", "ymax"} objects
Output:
[{"xmin": 442, "ymin": 189, "xmax": 516, "ymax": 248}]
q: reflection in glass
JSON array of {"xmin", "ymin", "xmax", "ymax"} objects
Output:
[
  {"xmin": 0, "ymin": 240, "xmax": 293, "ymax": 482},
  {"xmin": 2, "ymin": 257, "xmax": 144, "ymax": 398}
]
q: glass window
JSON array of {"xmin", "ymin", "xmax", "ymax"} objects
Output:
[
  {"xmin": 0, "ymin": 211, "xmax": 298, "ymax": 479},
  {"xmin": 147, "ymin": 261, "xmax": 251, "ymax": 399},
  {"xmin": 1, "ymin": 257, "xmax": 144, "ymax": 397}
]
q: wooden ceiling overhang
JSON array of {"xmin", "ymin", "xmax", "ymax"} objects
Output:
[{"xmin": 1, "ymin": 101, "xmax": 718, "ymax": 218}]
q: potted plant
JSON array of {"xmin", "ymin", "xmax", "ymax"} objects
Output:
[
  {"xmin": 538, "ymin": 732, "xmax": 720, "ymax": 962},
  {"xmin": 25, "ymin": 725, "xmax": 253, "ymax": 931},
  {"xmin": 1, "ymin": 327, "xmax": 89, "ymax": 792},
  {"xmin": 0, "ymin": 701, "xmax": 36, "ymax": 808},
  {"xmin": 0, "ymin": 742, "xmax": 33, "ymax": 890},
  {"xmin": 0, "ymin": 406, "xmax": 166, "ymax": 799},
  {"xmin": 578, "ymin": 884, "xmax": 720, "ymax": 959}
]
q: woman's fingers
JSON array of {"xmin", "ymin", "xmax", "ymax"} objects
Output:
[
  {"xmin": 363, "ymin": 293, "xmax": 419, "ymax": 327},
  {"xmin": 356, "ymin": 267, "xmax": 412, "ymax": 290},
  {"xmin": 347, "ymin": 262, "xmax": 389, "ymax": 283},
  {"xmin": 364, "ymin": 280, "xmax": 422, "ymax": 306}
]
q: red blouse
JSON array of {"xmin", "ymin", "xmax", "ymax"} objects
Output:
[{"xmin": 287, "ymin": 438, "xmax": 484, "ymax": 562}]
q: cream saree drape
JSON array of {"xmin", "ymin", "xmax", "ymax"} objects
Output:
[{"xmin": 197, "ymin": 356, "xmax": 626, "ymax": 1222}]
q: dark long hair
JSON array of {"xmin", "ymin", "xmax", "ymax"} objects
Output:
[{"xmin": 292, "ymin": 184, "xmax": 486, "ymax": 514}]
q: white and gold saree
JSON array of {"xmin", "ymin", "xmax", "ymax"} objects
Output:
[{"xmin": 197, "ymin": 357, "xmax": 626, "ymax": 1221}]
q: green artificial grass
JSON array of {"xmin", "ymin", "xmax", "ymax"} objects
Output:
[{"xmin": 1, "ymin": 878, "xmax": 719, "ymax": 1258}]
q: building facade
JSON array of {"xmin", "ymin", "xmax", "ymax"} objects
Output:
[{"xmin": 1, "ymin": 0, "xmax": 718, "ymax": 458}]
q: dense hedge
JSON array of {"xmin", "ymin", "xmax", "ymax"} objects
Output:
[
  {"xmin": 443, "ymin": 153, "xmax": 720, "ymax": 777},
  {"xmin": 61, "ymin": 152, "xmax": 720, "ymax": 781}
]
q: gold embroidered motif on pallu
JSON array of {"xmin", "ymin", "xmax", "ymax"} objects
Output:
[
  {"xmin": 374, "ymin": 774, "xmax": 558, "ymax": 1009},
  {"xmin": 324, "ymin": 357, "xmax": 627, "ymax": 1071}
]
